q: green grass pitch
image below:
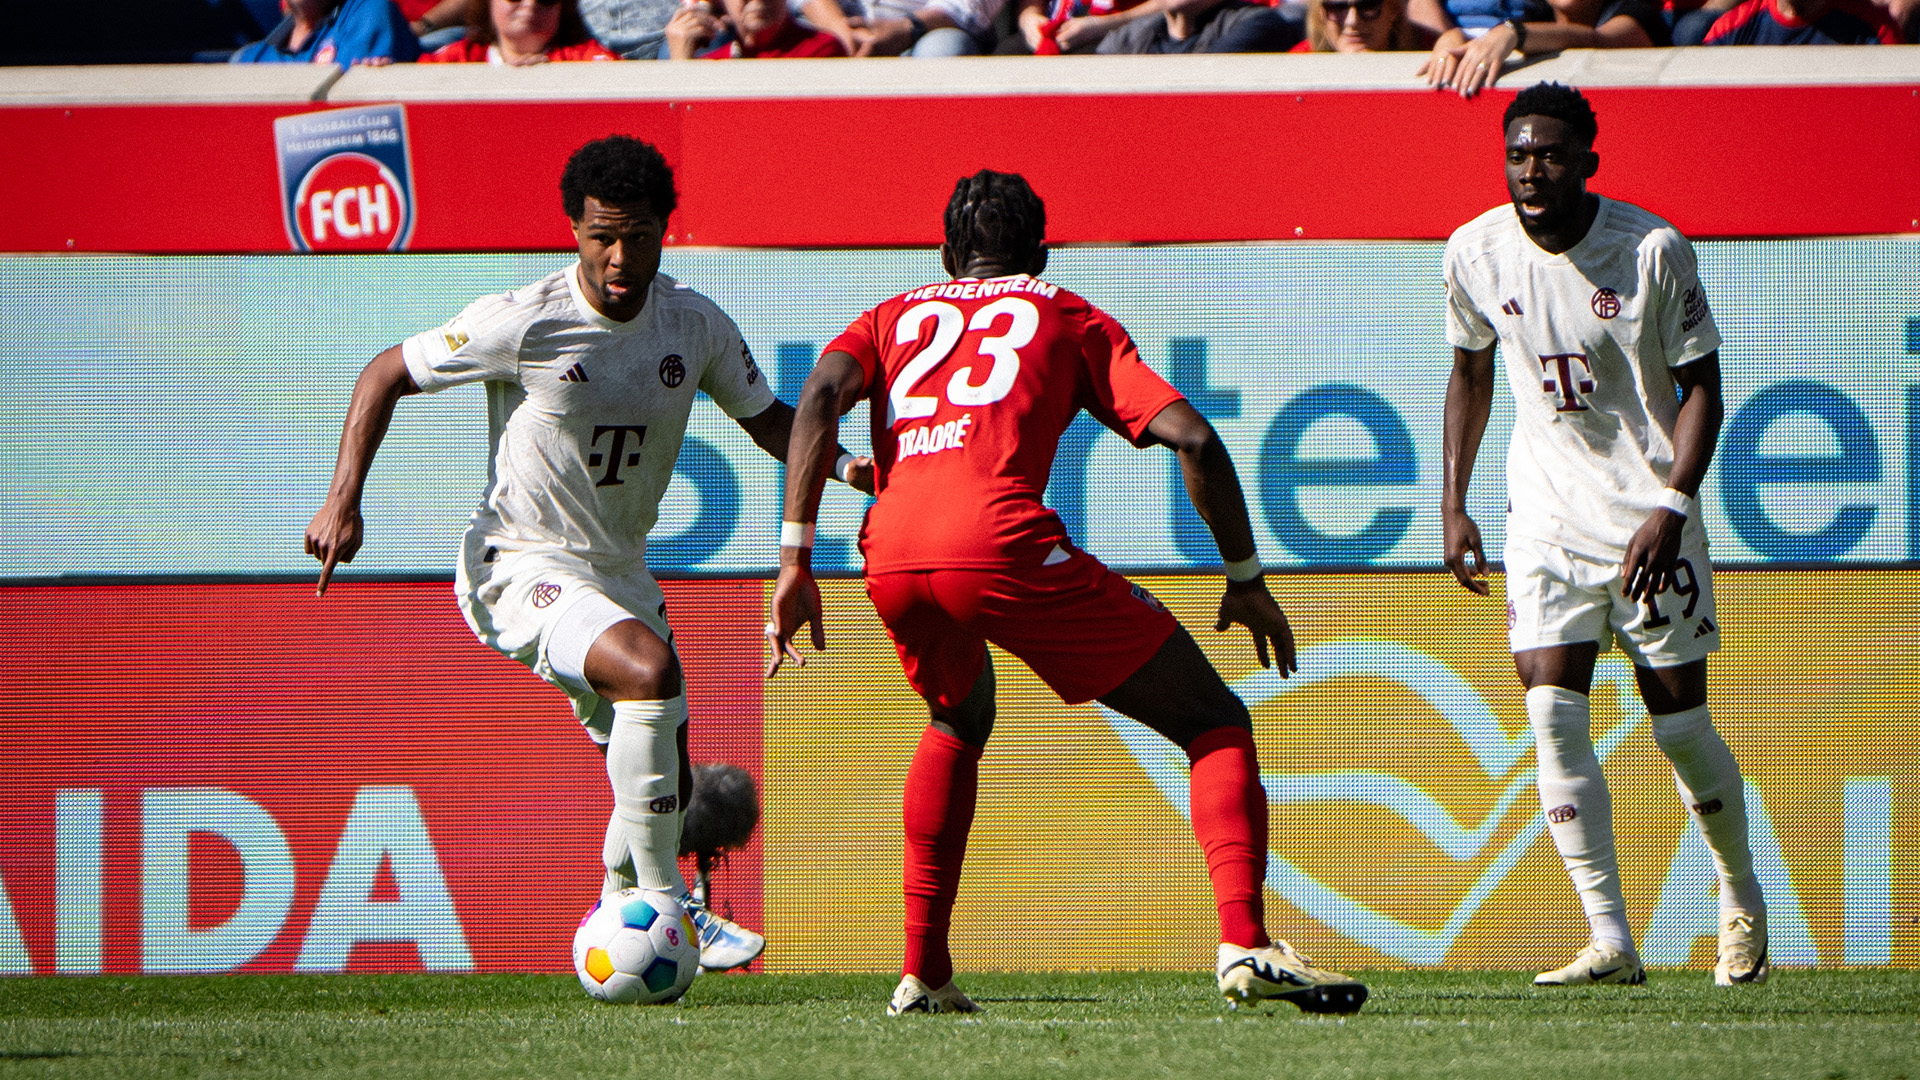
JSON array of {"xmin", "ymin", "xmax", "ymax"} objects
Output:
[{"xmin": 3, "ymin": 970, "xmax": 1916, "ymax": 1079}]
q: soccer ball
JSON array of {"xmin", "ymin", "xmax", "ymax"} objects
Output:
[{"xmin": 572, "ymin": 888, "xmax": 700, "ymax": 1004}]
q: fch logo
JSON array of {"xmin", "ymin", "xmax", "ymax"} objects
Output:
[{"xmin": 274, "ymin": 105, "xmax": 416, "ymax": 253}]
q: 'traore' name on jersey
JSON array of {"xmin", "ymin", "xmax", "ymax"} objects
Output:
[
  {"xmin": 400, "ymin": 266, "xmax": 774, "ymax": 570},
  {"xmin": 1443, "ymin": 197, "xmax": 1722, "ymax": 559}
]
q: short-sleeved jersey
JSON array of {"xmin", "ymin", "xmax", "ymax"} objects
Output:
[
  {"xmin": 826, "ymin": 275, "xmax": 1185, "ymax": 574},
  {"xmin": 1444, "ymin": 196, "xmax": 1721, "ymax": 559},
  {"xmin": 402, "ymin": 265, "xmax": 775, "ymax": 571}
]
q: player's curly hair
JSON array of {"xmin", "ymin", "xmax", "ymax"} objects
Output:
[
  {"xmin": 1504, "ymin": 82, "xmax": 1598, "ymax": 147},
  {"xmin": 560, "ymin": 136, "xmax": 678, "ymax": 223},
  {"xmin": 944, "ymin": 170, "xmax": 1046, "ymax": 273}
]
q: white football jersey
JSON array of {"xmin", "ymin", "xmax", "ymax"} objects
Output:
[
  {"xmin": 401, "ymin": 264, "xmax": 776, "ymax": 571},
  {"xmin": 1444, "ymin": 197, "xmax": 1721, "ymax": 559}
]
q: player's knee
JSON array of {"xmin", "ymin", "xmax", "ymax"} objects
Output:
[
  {"xmin": 589, "ymin": 627, "xmax": 682, "ymax": 702},
  {"xmin": 1649, "ymin": 704, "xmax": 1711, "ymax": 755}
]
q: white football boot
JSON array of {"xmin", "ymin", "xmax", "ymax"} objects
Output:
[
  {"xmin": 1533, "ymin": 942, "xmax": 1646, "ymax": 986},
  {"xmin": 886, "ymin": 974, "xmax": 982, "ymax": 1016},
  {"xmin": 1216, "ymin": 941, "xmax": 1368, "ymax": 1014},
  {"xmin": 1715, "ymin": 911, "xmax": 1770, "ymax": 986},
  {"xmin": 677, "ymin": 893, "xmax": 765, "ymax": 971}
]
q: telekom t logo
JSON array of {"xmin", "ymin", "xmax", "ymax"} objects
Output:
[
  {"xmin": 588, "ymin": 425, "xmax": 648, "ymax": 487},
  {"xmin": 1539, "ymin": 352, "xmax": 1595, "ymax": 412}
]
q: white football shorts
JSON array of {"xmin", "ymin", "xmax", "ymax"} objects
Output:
[
  {"xmin": 1504, "ymin": 528, "xmax": 1719, "ymax": 669},
  {"xmin": 456, "ymin": 540, "xmax": 676, "ymax": 745}
]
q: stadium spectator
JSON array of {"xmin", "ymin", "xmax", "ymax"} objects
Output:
[
  {"xmin": 665, "ymin": 0, "xmax": 848, "ymax": 56},
  {"xmin": 825, "ymin": 0, "xmax": 1010, "ymax": 54},
  {"xmin": 1669, "ymin": 0, "xmax": 1738, "ymax": 44},
  {"xmin": 1293, "ymin": 0, "xmax": 1420, "ymax": 50},
  {"xmin": 1001, "ymin": 0, "xmax": 1166, "ymax": 54},
  {"xmin": 232, "ymin": 0, "xmax": 423, "ymax": 62},
  {"xmin": 1701, "ymin": 0, "xmax": 1903, "ymax": 42},
  {"xmin": 1418, "ymin": 0, "xmax": 1667, "ymax": 99},
  {"xmin": 1096, "ymin": 0, "xmax": 1301, "ymax": 52},
  {"xmin": 399, "ymin": 0, "xmax": 472, "ymax": 46},
  {"xmin": 422, "ymin": 0, "xmax": 619, "ymax": 61}
]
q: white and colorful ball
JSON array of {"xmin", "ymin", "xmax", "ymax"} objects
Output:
[{"xmin": 572, "ymin": 888, "xmax": 700, "ymax": 1004}]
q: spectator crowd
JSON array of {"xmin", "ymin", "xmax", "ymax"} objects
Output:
[{"xmin": 3, "ymin": 0, "xmax": 1905, "ymax": 75}]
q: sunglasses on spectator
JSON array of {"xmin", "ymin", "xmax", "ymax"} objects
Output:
[
  {"xmin": 507, "ymin": 0, "xmax": 563, "ymax": 6},
  {"xmin": 1323, "ymin": 0, "xmax": 1385, "ymax": 18}
]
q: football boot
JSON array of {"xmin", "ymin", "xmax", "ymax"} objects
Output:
[
  {"xmin": 677, "ymin": 893, "xmax": 765, "ymax": 971},
  {"xmin": 1715, "ymin": 911, "xmax": 1770, "ymax": 986},
  {"xmin": 1533, "ymin": 942, "xmax": 1646, "ymax": 986},
  {"xmin": 886, "ymin": 974, "xmax": 982, "ymax": 1016},
  {"xmin": 1216, "ymin": 941, "xmax": 1368, "ymax": 1014}
]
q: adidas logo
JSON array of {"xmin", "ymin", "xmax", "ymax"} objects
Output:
[
  {"xmin": 559, "ymin": 363, "xmax": 589, "ymax": 383},
  {"xmin": 1694, "ymin": 615, "xmax": 1717, "ymax": 639},
  {"xmin": 1501, "ymin": 298, "xmax": 1524, "ymax": 315}
]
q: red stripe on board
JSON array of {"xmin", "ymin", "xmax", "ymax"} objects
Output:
[{"xmin": 0, "ymin": 580, "xmax": 763, "ymax": 975}]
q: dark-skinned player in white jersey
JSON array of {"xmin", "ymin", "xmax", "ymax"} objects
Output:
[
  {"xmin": 305, "ymin": 135, "xmax": 869, "ymax": 975},
  {"xmin": 766, "ymin": 170, "xmax": 1368, "ymax": 1016},
  {"xmin": 1442, "ymin": 83, "xmax": 1766, "ymax": 987}
]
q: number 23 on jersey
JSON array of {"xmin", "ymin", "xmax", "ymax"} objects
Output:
[{"xmin": 887, "ymin": 296, "xmax": 1040, "ymax": 426}]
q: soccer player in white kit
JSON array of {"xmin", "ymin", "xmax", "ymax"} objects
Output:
[
  {"xmin": 1440, "ymin": 84, "xmax": 1768, "ymax": 987},
  {"xmin": 305, "ymin": 136, "xmax": 865, "ymax": 972}
]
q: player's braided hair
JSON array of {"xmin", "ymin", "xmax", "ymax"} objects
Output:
[
  {"xmin": 560, "ymin": 136, "xmax": 678, "ymax": 222},
  {"xmin": 944, "ymin": 170, "xmax": 1046, "ymax": 273},
  {"xmin": 1504, "ymin": 82, "xmax": 1599, "ymax": 148}
]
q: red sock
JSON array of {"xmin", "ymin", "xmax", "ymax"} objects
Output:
[
  {"xmin": 1187, "ymin": 726, "xmax": 1271, "ymax": 949},
  {"xmin": 902, "ymin": 726, "xmax": 982, "ymax": 989}
]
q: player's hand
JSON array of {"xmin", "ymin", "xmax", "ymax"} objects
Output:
[
  {"xmin": 1621, "ymin": 507, "xmax": 1685, "ymax": 602},
  {"xmin": 1442, "ymin": 507, "xmax": 1489, "ymax": 595},
  {"xmin": 1215, "ymin": 578, "xmax": 1297, "ymax": 675},
  {"xmin": 842, "ymin": 455, "xmax": 876, "ymax": 495},
  {"xmin": 304, "ymin": 499, "xmax": 364, "ymax": 597},
  {"xmin": 1415, "ymin": 28, "xmax": 1469, "ymax": 89},
  {"xmin": 766, "ymin": 563, "xmax": 826, "ymax": 677}
]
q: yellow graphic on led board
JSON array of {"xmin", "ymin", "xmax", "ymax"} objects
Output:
[{"xmin": 762, "ymin": 572, "xmax": 1917, "ymax": 972}]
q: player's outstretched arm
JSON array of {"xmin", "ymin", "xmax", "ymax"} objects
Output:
[
  {"xmin": 305, "ymin": 345, "xmax": 418, "ymax": 596},
  {"xmin": 1623, "ymin": 352, "xmax": 1722, "ymax": 601},
  {"xmin": 1442, "ymin": 344, "xmax": 1495, "ymax": 596},
  {"xmin": 733, "ymin": 400, "xmax": 875, "ymax": 494},
  {"xmin": 1146, "ymin": 401, "xmax": 1297, "ymax": 674},
  {"xmin": 766, "ymin": 350, "xmax": 866, "ymax": 677}
]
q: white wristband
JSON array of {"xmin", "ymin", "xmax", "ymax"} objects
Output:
[
  {"xmin": 1655, "ymin": 488, "xmax": 1694, "ymax": 519},
  {"xmin": 834, "ymin": 452, "xmax": 856, "ymax": 484},
  {"xmin": 1224, "ymin": 555, "xmax": 1263, "ymax": 582},
  {"xmin": 780, "ymin": 521, "xmax": 815, "ymax": 549}
]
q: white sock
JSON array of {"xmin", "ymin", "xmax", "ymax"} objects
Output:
[
  {"xmin": 602, "ymin": 696, "xmax": 689, "ymax": 897},
  {"xmin": 1650, "ymin": 704, "xmax": 1764, "ymax": 919},
  {"xmin": 1528, "ymin": 685, "xmax": 1634, "ymax": 953}
]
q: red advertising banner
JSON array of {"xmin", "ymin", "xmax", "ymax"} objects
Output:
[
  {"xmin": 0, "ymin": 84, "xmax": 1913, "ymax": 254},
  {"xmin": 0, "ymin": 581, "xmax": 763, "ymax": 975}
]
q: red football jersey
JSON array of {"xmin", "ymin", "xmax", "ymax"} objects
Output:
[{"xmin": 826, "ymin": 274, "xmax": 1184, "ymax": 574}]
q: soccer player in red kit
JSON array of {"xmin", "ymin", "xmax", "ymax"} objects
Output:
[{"xmin": 766, "ymin": 170, "xmax": 1368, "ymax": 1016}]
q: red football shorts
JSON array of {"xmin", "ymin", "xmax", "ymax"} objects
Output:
[{"xmin": 864, "ymin": 548, "xmax": 1179, "ymax": 709}]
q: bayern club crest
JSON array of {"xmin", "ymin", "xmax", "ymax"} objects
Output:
[{"xmin": 273, "ymin": 104, "xmax": 416, "ymax": 253}]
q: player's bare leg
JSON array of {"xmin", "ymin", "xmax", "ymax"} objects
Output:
[
  {"xmin": 587, "ymin": 620, "xmax": 763, "ymax": 970},
  {"xmin": 1100, "ymin": 629, "xmax": 1366, "ymax": 1014},
  {"xmin": 891, "ymin": 656, "xmax": 993, "ymax": 1016},
  {"xmin": 1519, "ymin": 642, "xmax": 1645, "ymax": 985},
  {"xmin": 1636, "ymin": 660, "xmax": 1767, "ymax": 984}
]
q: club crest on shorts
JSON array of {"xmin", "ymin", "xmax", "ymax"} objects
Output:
[
  {"xmin": 532, "ymin": 581, "xmax": 564, "ymax": 608},
  {"xmin": 1590, "ymin": 287, "xmax": 1621, "ymax": 319},
  {"xmin": 1129, "ymin": 584, "xmax": 1167, "ymax": 612},
  {"xmin": 659, "ymin": 354, "xmax": 686, "ymax": 388},
  {"xmin": 648, "ymin": 795, "xmax": 679, "ymax": 814}
]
